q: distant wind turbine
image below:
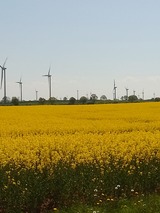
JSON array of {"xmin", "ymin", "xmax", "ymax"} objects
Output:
[
  {"xmin": 16, "ymin": 78, "xmax": 22, "ymax": 102},
  {"xmin": 153, "ymin": 92, "xmax": 155, "ymax": 99},
  {"xmin": 43, "ymin": 67, "xmax": 52, "ymax": 100},
  {"xmin": 77, "ymin": 90, "xmax": 79, "ymax": 100},
  {"xmin": 142, "ymin": 90, "xmax": 144, "ymax": 100},
  {"xmin": 125, "ymin": 87, "xmax": 129, "ymax": 100},
  {"xmin": 0, "ymin": 58, "xmax": 8, "ymax": 103},
  {"xmin": 113, "ymin": 80, "xmax": 117, "ymax": 100},
  {"xmin": 35, "ymin": 89, "xmax": 38, "ymax": 101}
]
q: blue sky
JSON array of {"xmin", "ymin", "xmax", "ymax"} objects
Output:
[{"xmin": 0, "ymin": 0, "xmax": 160, "ymax": 100}]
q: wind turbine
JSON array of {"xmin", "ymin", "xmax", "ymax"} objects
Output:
[
  {"xmin": 35, "ymin": 89, "xmax": 38, "ymax": 101},
  {"xmin": 142, "ymin": 90, "xmax": 144, "ymax": 100},
  {"xmin": 77, "ymin": 90, "xmax": 79, "ymax": 100},
  {"xmin": 113, "ymin": 80, "xmax": 117, "ymax": 100},
  {"xmin": 16, "ymin": 78, "xmax": 22, "ymax": 102},
  {"xmin": 153, "ymin": 92, "xmax": 155, "ymax": 99},
  {"xmin": 0, "ymin": 58, "xmax": 8, "ymax": 103},
  {"xmin": 125, "ymin": 87, "xmax": 129, "ymax": 100},
  {"xmin": 43, "ymin": 67, "xmax": 52, "ymax": 100}
]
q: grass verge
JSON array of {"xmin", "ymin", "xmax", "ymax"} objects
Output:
[{"xmin": 52, "ymin": 194, "xmax": 160, "ymax": 213}]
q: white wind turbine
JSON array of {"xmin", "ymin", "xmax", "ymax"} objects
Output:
[
  {"xmin": 113, "ymin": 80, "xmax": 117, "ymax": 100},
  {"xmin": 43, "ymin": 67, "xmax": 52, "ymax": 100},
  {"xmin": 125, "ymin": 87, "xmax": 129, "ymax": 100},
  {"xmin": 16, "ymin": 78, "xmax": 23, "ymax": 102},
  {"xmin": 0, "ymin": 58, "xmax": 8, "ymax": 103},
  {"xmin": 35, "ymin": 89, "xmax": 38, "ymax": 101}
]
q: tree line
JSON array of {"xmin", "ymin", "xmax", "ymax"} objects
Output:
[{"xmin": 1, "ymin": 94, "xmax": 159, "ymax": 106}]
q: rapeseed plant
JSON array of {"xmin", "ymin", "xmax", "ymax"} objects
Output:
[{"xmin": 0, "ymin": 103, "xmax": 159, "ymax": 211}]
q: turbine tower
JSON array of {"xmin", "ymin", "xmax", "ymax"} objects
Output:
[
  {"xmin": 0, "ymin": 58, "xmax": 7, "ymax": 103},
  {"xmin": 125, "ymin": 87, "xmax": 129, "ymax": 100},
  {"xmin": 142, "ymin": 90, "xmax": 144, "ymax": 100},
  {"xmin": 43, "ymin": 67, "xmax": 52, "ymax": 100},
  {"xmin": 35, "ymin": 90, "xmax": 38, "ymax": 101},
  {"xmin": 153, "ymin": 92, "xmax": 155, "ymax": 99},
  {"xmin": 113, "ymin": 80, "xmax": 117, "ymax": 100},
  {"xmin": 77, "ymin": 90, "xmax": 79, "ymax": 100},
  {"xmin": 16, "ymin": 78, "xmax": 22, "ymax": 102},
  {"xmin": 133, "ymin": 90, "xmax": 136, "ymax": 96}
]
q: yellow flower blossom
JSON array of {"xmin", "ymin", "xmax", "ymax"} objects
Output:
[{"xmin": 0, "ymin": 103, "xmax": 159, "ymax": 172}]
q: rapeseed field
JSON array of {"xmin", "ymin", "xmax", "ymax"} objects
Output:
[{"xmin": 0, "ymin": 103, "xmax": 159, "ymax": 211}]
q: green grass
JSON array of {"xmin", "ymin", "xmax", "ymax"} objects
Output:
[
  {"xmin": 1, "ymin": 161, "xmax": 160, "ymax": 212},
  {"xmin": 51, "ymin": 194, "xmax": 160, "ymax": 213}
]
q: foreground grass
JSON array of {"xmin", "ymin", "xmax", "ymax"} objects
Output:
[{"xmin": 53, "ymin": 195, "xmax": 160, "ymax": 213}]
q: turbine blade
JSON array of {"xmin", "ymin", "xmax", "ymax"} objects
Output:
[
  {"xmin": 3, "ymin": 57, "xmax": 8, "ymax": 68},
  {"xmin": 1, "ymin": 70, "xmax": 3, "ymax": 88},
  {"xmin": 48, "ymin": 66, "xmax": 51, "ymax": 75}
]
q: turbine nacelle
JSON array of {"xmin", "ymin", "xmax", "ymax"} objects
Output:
[
  {"xmin": 43, "ymin": 67, "xmax": 52, "ymax": 77},
  {"xmin": 0, "ymin": 66, "xmax": 6, "ymax": 70},
  {"xmin": 43, "ymin": 74, "xmax": 50, "ymax": 77},
  {"xmin": 16, "ymin": 78, "xmax": 22, "ymax": 85}
]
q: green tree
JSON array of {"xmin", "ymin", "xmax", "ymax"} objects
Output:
[
  {"xmin": 90, "ymin": 94, "xmax": 98, "ymax": 100},
  {"xmin": 39, "ymin": 97, "xmax": 46, "ymax": 105},
  {"xmin": 79, "ymin": 96, "xmax": 88, "ymax": 104},
  {"xmin": 128, "ymin": 95, "xmax": 138, "ymax": 102},
  {"xmin": 69, "ymin": 97, "xmax": 76, "ymax": 104},
  {"xmin": 100, "ymin": 95, "xmax": 107, "ymax": 101},
  {"xmin": 155, "ymin": 97, "xmax": 160, "ymax": 102},
  {"xmin": 11, "ymin": 97, "xmax": 19, "ymax": 105}
]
